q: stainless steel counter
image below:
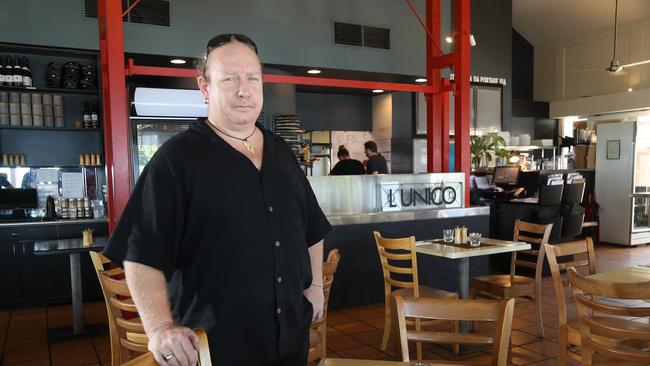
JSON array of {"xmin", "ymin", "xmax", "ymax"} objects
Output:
[{"xmin": 327, "ymin": 206, "xmax": 489, "ymax": 226}]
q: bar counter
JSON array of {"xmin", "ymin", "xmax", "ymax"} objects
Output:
[{"xmin": 309, "ymin": 174, "xmax": 492, "ymax": 309}]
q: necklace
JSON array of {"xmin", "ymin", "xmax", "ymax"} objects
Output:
[{"xmin": 209, "ymin": 121, "xmax": 256, "ymax": 154}]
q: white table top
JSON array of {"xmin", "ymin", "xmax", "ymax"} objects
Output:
[
  {"xmin": 587, "ymin": 265, "xmax": 650, "ymax": 283},
  {"xmin": 415, "ymin": 238, "xmax": 531, "ymax": 259},
  {"xmin": 318, "ymin": 358, "xmax": 460, "ymax": 366}
]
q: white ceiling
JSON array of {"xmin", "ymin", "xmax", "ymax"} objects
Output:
[{"xmin": 512, "ymin": 0, "xmax": 650, "ymax": 48}]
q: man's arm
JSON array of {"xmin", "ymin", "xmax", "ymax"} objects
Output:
[
  {"xmin": 124, "ymin": 261, "xmax": 199, "ymax": 366},
  {"xmin": 303, "ymin": 240, "xmax": 324, "ymax": 321}
]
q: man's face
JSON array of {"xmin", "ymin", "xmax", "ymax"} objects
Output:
[
  {"xmin": 199, "ymin": 41, "xmax": 263, "ymax": 128},
  {"xmin": 364, "ymin": 148, "xmax": 372, "ymax": 158}
]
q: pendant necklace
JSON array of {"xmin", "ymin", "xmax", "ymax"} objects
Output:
[{"xmin": 210, "ymin": 121, "xmax": 256, "ymax": 154}]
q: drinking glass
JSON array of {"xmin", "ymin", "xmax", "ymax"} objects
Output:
[
  {"xmin": 469, "ymin": 232, "xmax": 482, "ymax": 247},
  {"xmin": 443, "ymin": 229, "xmax": 454, "ymax": 243}
]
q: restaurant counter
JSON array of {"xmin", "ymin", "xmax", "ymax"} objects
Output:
[
  {"xmin": 0, "ymin": 218, "xmax": 108, "ymax": 308},
  {"xmin": 308, "ymin": 174, "xmax": 492, "ymax": 310}
]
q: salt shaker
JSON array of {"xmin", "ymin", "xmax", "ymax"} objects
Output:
[
  {"xmin": 454, "ymin": 227, "xmax": 462, "ymax": 244},
  {"xmin": 461, "ymin": 226, "xmax": 468, "ymax": 243}
]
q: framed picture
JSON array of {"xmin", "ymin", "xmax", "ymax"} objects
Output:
[{"xmin": 606, "ymin": 140, "xmax": 620, "ymax": 160}]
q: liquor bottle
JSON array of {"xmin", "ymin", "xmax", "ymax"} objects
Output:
[
  {"xmin": 21, "ymin": 57, "xmax": 32, "ymax": 87},
  {"xmin": 12, "ymin": 56, "xmax": 23, "ymax": 87},
  {"xmin": 0, "ymin": 57, "xmax": 5, "ymax": 85},
  {"xmin": 4, "ymin": 56, "xmax": 13, "ymax": 87},
  {"xmin": 90, "ymin": 100, "xmax": 98, "ymax": 128},
  {"xmin": 82, "ymin": 101, "xmax": 91, "ymax": 128}
]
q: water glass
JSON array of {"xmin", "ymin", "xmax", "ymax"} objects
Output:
[
  {"xmin": 443, "ymin": 229, "xmax": 454, "ymax": 243},
  {"xmin": 469, "ymin": 232, "xmax": 482, "ymax": 247}
]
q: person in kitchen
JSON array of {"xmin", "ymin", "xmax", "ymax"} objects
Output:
[
  {"xmin": 364, "ymin": 140, "xmax": 389, "ymax": 174},
  {"xmin": 330, "ymin": 145, "xmax": 365, "ymax": 175},
  {"xmin": 103, "ymin": 34, "xmax": 331, "ymax": 366}
]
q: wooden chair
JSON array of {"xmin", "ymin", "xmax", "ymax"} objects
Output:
[
  {"xmin": 373, "ymin": 231, "xmax": 458, "ymax": 358},
  {"xmin": 308, "ymin": 249, "xmax": 341, "ymax": 364},
  {"xmin": 472, "ymin": 220, "xmax": 552, "ymax": 337},
  {"xmin": 543, "ymin": 238, "xmax": 597, "ymax": 365},
  {"xmin": 568, "ymin": 267, "xmax": 650, "ymax": 365},
  {"xmin": 121, "ymin": 328, "xmax": 212, "ymax": 366},
  {"xmin": 394, "ymin": 294, "xmax": 515, "ymax": 366},
  {"xmin": 89, "ymin": 251, "xmax": 148, "ymax": 365}
]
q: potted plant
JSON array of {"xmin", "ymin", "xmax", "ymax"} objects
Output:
[{"xmin": 470, "ymin": 135, "xmax": 507, "ymax": 169}]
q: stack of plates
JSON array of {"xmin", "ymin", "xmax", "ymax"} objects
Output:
[{"xmin": 274, "ymin": 114, "xmax": 302, "ymax": 160}]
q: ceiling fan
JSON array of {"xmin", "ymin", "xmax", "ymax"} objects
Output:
[{"xmin": 606, "ymin": 0, "xmax": 650, "ymax": 74}]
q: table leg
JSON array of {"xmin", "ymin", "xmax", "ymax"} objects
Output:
[
  {"xmin": 69, "ymin": 252, "xmax": 84, "ymax": 334},
  {"xmin": 457, "ymin": 257, "xmax": 470, "ymax": 333}
]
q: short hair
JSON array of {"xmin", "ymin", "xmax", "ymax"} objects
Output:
[
  {"xmin": 195, "ymin": 33, "xmax": 259, "ymax": 80},
  {"xmin": 364, "ymin": 141, "xmax": 378, "ymax": 153},
  {"xmin": 337, "ymin": 145, "xmax": 350, "ymax": 159}
]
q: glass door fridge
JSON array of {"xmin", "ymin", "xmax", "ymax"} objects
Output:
[
  {"xmin": 130, "ymin": 117, "xmax": 195, "ymax": 182},
  {"xmin": 633, "ymin": 121, "xmax": 650, "ymax": 236}
]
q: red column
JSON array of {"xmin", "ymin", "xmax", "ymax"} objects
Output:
[
  {"xmin": 98, "ymin": 0, "xmax": 132, "ymax": 230},
  {"xmin": 426, "ymin": 0, "xmax": 442, "ymax": 173},
  {"xmin": 453, "ymin": 0, "xmax": 471, "ymax": 206},
  {"xmin": 441, "ymin": 78, "xmax": 450, "ymax": 172}
]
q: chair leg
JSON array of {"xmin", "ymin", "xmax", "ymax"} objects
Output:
[
  {"xmin": 452, "ymin": 320, "xmax": 460, "ymax": 355},
  {"xmin": 558, "ymin": 328, "xmax": 568, "ymax": 366},
  {"xmin": 534, "ymin": 294, "xmax": 544, "ymax": 338},
  {"xmin": 380, "ymin": 299, "xmax": 391, "ymax": 351}
]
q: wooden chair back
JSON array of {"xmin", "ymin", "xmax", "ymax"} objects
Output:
[
  {"xmin": 308, "ymin": 249, "xmax": 341, "ymax": 363},
  {"xmin": 543, "ymin": 238, "xmax": 597, "ymax": 326},
  {"xmin": 568, "ymin": 268, "xmax": 650, "ymax": 365},
  {"xmin": 121, "ymin": 328, "xmax": 212, "ymax": 366},
  {"xmin": 373, "ymin": 231, "xmax": 420, "ymax": 297},
  {"xmin": 509, "ymin": 220, "xmax": 552, "ymax": 284},
  {"xmin": 394, "ymin": 295, "xmax": 515, "ymax": 366},
  {"xmin": 90, "ymin": 251, "xmax": 148, "ymax": 365}
]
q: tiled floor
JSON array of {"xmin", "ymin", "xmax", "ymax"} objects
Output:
[{"xmin": 0, "ymin": 242, "xmax": 648, "ymax": 365}]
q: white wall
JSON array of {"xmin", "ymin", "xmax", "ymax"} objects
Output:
[{"xmin": 534, "ymin": 16, "xmax": 650, "ymax": 103}]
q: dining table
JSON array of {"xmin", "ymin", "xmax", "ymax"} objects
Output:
[{"xmin": 318, "ymin": 358, "xmax": 464, "ymax": 366}]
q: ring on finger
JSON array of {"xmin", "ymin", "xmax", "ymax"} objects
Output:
[{"xmin": 163, "ymin": 353, "xmax": 174, "ymax": 361}]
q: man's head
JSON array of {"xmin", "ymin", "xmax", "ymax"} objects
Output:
[
  {"xmin": 337, "ymin": 145, "xmax": 350, "ymax": 161},
  {"xmin": 197, "ymin": 34, "xmax": 263, "ymax": 130},
  {"xmin": 364, "ymin": 141, "xmax": 378, "ymax": 158}
]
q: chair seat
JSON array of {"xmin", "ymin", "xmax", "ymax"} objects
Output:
[
  {"xmin": 393, "ymin": 285, "xmax": 458, "ymax": 299},
  {"xmin": 473, "ymin": 274, "xmax": 534, "ymax": 287}
]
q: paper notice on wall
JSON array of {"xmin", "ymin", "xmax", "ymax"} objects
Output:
[
  {"xmin": 36, "ymin": 168, "xmax": 59, "ymax": 184},
  {"xmin": 61, "ymin": 172, "xmax": 84, "ymax": 198}
]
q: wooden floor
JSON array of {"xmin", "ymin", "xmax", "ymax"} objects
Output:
[{"xmin": 0, "ymin": 242, "xmax": 649, "ymax": 366}]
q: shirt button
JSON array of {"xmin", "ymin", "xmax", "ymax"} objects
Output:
[
  {"xmin": 276, "ymin": 307, "xmax": 282, "ymax": 314},
  {"xmin": 274, "ymin": 241, "xmax": 281, "ymax": 247},
  {"xmin": 268, "ymin": 206, "xmax": 274, "ymax": 212},
  {"xmin": 277, "ymin": 276, "xmax": 283, "ymax": 283}
]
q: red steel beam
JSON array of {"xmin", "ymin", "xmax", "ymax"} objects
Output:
[
  {"xmin": 453, "ymin": 0, "xmax": 471, "ymax": 206},
  {"xmin": 126, "ymin": 60, "xmax": 439, "ymax": 93},
  {"xmin": 441, "ymin": 78, "xmax": 450, "ymax": 172},
  {"xmin": 426, "ymin": 0, "xmax": 442, "ymax": 173},
  {"xmin": 98, "ymin": 0, "xmax": 132, "ymax": 230}
]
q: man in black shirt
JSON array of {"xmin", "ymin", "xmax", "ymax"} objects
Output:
[
  {"xmin": 330, "ymin": 145, "xmax": 365, "ymax": 175},
  {"xmin": 364, "ymin": 140, "xmax": 389, "ymax": 174},
  {"xmin": 103, "ymin": 34, "xmax": 331, "ymax": 366}
]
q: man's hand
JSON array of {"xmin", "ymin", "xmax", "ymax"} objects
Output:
[
  {"xmin": 304, "ymin": 284, "xmax": 324, "ymax": 322},
  {"xmin": 148, "ymin": 322, "xmax": 200, "ymax": 366}
]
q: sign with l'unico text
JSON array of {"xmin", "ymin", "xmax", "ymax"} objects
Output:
[{"xmin": 379, "ymin": 181, "xmax": 463, "ymax": 212}]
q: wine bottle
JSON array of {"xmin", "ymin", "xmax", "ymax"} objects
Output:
[
  {"xmin": 90, "ymin": 100, "xmax": 98, "ymax": 128},
  {"xmin": 22, "ymin": 57, "xmax": 32, "ymax": 87},
  {"xmin": 12, "ymin": 56, "xmax": 23, "ymax": 87},
  {"xmin": 82, "ymin": 101, "xmax": 91, "ymax": 128},
  {"xmin": 4, "ymin": 56, "xmax": 13, "ymax": 87},
  {"xmin": 0, "ymin": 57, "xmax": 5, "ymax": 85}
]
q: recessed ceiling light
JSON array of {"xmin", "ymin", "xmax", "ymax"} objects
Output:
[
  {"xmin": 170, "ymin": 59, "xmax": 186, "ymax": 64},
  {"xmin": 415, "ymin": 78, "xmax": 427, "ymax": 83},
  {"xmin": 307, "ymin": 69, "xmax": 322, "ymax": 74},
  {"xmin": 445, "ymin": 36, "xmax": 453, "ymax": 43},
  {"xmin": 628, "ymin": 87, "xmax": 633, "ymax": 92},
  {"xmin": 372, "ymin": 89, "xmax": 384, "ymax": 93}
]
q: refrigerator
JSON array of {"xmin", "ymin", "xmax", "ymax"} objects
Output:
[{"xmin": 595, "ymin": 120, "xmax": 650, "ymax": 246}]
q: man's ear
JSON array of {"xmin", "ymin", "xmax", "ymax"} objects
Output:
[{"xmin": 197, "ymin": 75, "xmax": 209, "ymax": 99}]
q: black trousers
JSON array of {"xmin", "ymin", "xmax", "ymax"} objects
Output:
[{"xmin": 269, "ymin": 334, "xmax": 310, "ymax": 366}]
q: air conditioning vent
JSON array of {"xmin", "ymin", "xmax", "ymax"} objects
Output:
[
  {"xmin": 334, "ymin": 22, "xmax": 363, "ymax": 46},
  {"xmin": 363, "ymin": 25, "xmax": 390, "ymax": 49},
  {"xmin": 84, "ymin": 0, "xmax": 170, "ymax": 27},
  {"xmin": 333, "ymin": 21, "xmax": 390, "ymax": 49}
]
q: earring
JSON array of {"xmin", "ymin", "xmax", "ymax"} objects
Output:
[{"xmin": 204, "ymin": 98, "xmax": 209, "ymax": 104}]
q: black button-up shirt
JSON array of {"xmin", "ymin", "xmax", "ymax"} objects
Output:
[{"xmin": 104, "ymin": 119, "xmax": 331, "ymax": 365}]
